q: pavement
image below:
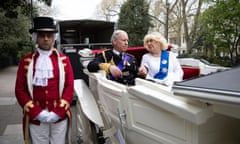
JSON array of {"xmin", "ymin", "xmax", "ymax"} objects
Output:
[{"xmin": 0, "ymin": 66, "xmax": 78, "ymax": 144}]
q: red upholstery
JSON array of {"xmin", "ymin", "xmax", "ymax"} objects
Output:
[
  {"xmin": 181, "ymin": 66, "xmax": 200, "ymax": 80},
  {"xmin": 126, "ymin": 46, "xmax": 147, "ymax": 64}
]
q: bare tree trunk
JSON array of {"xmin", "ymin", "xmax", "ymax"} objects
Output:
[
  {"xmin": 190, "ymin": 0, "xmax": 203, "ymax": 51},
  {"xmin": 181, "ymin": 0, "xmax": 190, "ymax": 53}
]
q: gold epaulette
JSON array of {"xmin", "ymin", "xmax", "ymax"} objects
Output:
[
  {"xmin": 24, "ymin": 58, "xmax": 32, "ymax": 63},
  {"xmin": 59, "ymin": 55, "xmax": 67, "ymax": 67},
  {"xmin": 23, "ymin": 58, "xmax": 32, "ymax": 70}
]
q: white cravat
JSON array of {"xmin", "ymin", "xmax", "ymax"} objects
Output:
[{"xmin": 32, "ymin": 48, "xmax": 54, "ymax": 86}]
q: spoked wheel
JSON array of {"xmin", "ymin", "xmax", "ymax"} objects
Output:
[
  {"xmin": 75, "ymin": 100, "xmax": 106, "ymax": 144},
  {"xmin": 90, "ymin": 121, "xmax": 105, "ymax": 144}
]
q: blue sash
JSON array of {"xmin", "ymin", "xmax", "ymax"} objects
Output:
[
  {"xmin": 154, "ymin": 51, "xmax": 169, "ymax": 80},
  {"xmin": 110, "ymin": 54, "xmax": 131, "ymax": 80}
]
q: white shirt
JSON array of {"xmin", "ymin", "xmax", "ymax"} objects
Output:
[
  {"xmin": 32, "ymin": 48, "xmax": 54, "ymax": 86},
  {"xmin": 140, "ymin": 52, "xmax": 183, "ymax": 87}
]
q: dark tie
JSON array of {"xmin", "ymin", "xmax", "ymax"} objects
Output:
[{"xmin": 119, "ymin": 53, "xmax": 122, "ymax": 59}]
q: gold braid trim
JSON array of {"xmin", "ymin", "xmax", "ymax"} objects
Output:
[
  {"xmin": 23, "ymin": 101, "xmax": 34, "ymax": 113},
  {"xmin": 99, "ymin": 51, "xmax": 111, "ymax": 73},
  {"xmin": 110, "ymin": 57, "xmax": 115, "ymax": 65},
  {"xmin": 99, "ymin": 63, "xmax": 111, "ymax": 73},
  {"xmin": 98, "ymin": 51, "xmax": 115, "ymax": 74},
  {"xmin": 60, "ymin": 99, "xmax": 70, "ymax": 110},
  {"xmin": 102, "ymin": 51, "xmax": 107, "ymax": 62}
]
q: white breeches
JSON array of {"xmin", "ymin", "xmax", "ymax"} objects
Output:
[{"xmin": 29, "ymin": 119, "xmax": 68, "ymax": 144}]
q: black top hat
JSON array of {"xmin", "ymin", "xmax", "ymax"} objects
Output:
[{"xmin": 29, "ymin": 17, "xmax": 58, "ymax": 33}]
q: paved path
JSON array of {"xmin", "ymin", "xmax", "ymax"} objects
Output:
[
  {"xmin": 0, "ymin": 66, "xmax": 23, "ymax": 144},
  {"xmin": 0, "ymin": 66, "xmax": 78, "ymax": 144},
  {"xmin": 0, "ymin": 66, "xmax": 18, "ymax": 105}
]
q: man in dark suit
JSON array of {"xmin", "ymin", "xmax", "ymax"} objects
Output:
[{"xmin": 87, "ymin": 30, "xmax": 142, "ymax": 85}]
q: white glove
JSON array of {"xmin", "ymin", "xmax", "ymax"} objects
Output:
[
  {"xmin": 46, "ymin": 112, "xmax": 61, "ymax": 123},
  {"xmin": 36, "ymin": 110, "xmax": 49, "ymax": 122}
]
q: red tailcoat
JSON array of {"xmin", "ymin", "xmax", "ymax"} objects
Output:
[{"xmin": 15, "ymin": 49, "xmax": 74, "ymax": 143}]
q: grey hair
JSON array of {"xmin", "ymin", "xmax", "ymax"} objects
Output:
[
  {"xmin": 31, "ymin": 33, "xmax": 37, "ymax": 43},
  {"xmin": 110, "ymin": 30, "xmax": 127, "ymax": 43}
]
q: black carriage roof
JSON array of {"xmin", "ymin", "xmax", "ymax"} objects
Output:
[{"xmin": 57, "ymin": 19, "xmax": 115, "ymax": 33}]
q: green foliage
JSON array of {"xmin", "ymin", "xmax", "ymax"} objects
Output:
[
  {"xmin": 0, "ymin": 11, "xmax": 33, "ymax": 59},
  {"xmin": 199, "ymin": 0, "xmax": 240, "ymax": 66},
  {"xmin": 0, "ymin": 0, "xmax": 52, "ymax": 66},
  {"xmin": 118, "ymin": 0, "xmax": 153, "ymax": 47},
  {"xmin": 0, "ymin": 0, "xmax": 52, "ymax": 19},
  {"xmin": 0, "ymin": 0, "xmax": 52, "ymax": 68},
  {"xmin": 0, "ymin": 0, "xmax": 35, "ymax": 18}
]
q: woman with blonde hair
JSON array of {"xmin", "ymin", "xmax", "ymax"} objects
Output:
[{"xmin": 138, "ymin": 32, "xmax": 183, "ymax": 88}]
